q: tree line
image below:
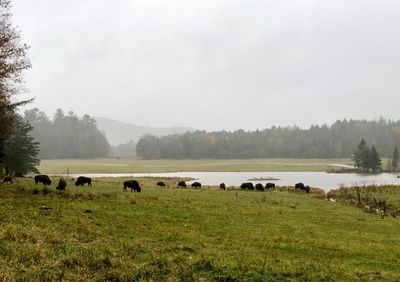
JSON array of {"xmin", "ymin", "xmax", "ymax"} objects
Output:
[
  {"xmin": 136, "ymin": 118, "xmax": 400, "ymax": 160},
  {"xmin": 110, "ymin": 140, "xmax": 136, "ymax": 158},
  {"xmin": 23, "ymin": 108, "xmax": 110, "ymax": 159}
]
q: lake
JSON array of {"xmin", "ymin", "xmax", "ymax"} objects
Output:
[{"xmin": 53, "ymin": 171, "xmax": 400, "ymax": 192}]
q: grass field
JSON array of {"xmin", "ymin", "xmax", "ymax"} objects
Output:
[
  {"xmin": 1, "ymin": 177, "xmax": 400, "ymax": 281},
  {"xmin": 37, "ymin": 158, "xmax": 354, "ymax": 174}
]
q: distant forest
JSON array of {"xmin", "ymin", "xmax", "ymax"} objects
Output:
[
  {"xmin": 136, "ymin": 118, "xmax": 400, "ymax": 159},
  {"xmin": 24, "ymin": 109, "xmax": 110, "ymax": 159}
]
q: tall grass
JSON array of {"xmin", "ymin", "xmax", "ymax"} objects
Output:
[{"xmin": 329, "ymin": 184, "xmax": 400, "ymax": 216}]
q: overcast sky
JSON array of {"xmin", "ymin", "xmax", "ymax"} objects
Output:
[{"xmin": 12, "ymin": 0, "xmax": 400, "ymax": 131}]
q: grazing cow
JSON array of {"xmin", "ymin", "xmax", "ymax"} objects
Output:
[
  {"xmin": 255, "ymin": 183, "xmax": 264, "ymax": 191},
  {"xmin": 123, "ymin": 180, "xmax": 141, "ymax": 192},
  {"xmin": 157, "ymin": 181, "xmax": 166, "ymax": 187},
  {"xmin": 177, "ymin": 181, "xmax": 187, "ymax": 188},
  {"xmin": 295, "ymin": 182, "xmax": 311, "ymax": 193},
  {"xmin": 3, "ymin": 176, "xmax": 13, "ymax": 184},
  {"xmin": 56, "ymin": 178, "xmax": 67, "ymax": 190},
  {"xmin": 191, "ymin": 182, "xmax": 201, "ymax": 189},
  {"xmin": 75, "ymin": 176, "xmax": 92, "ymax": 187},
  {"xmin": 34, "ymin": 175, "xmax": 52, "ymax": 186},
  {"xmin": 219, "ymin": 183, "xmax": 226, "ymax": 190},
  {"xmin": 240, "ymin": 182, "xmax": 255, "ymax": 190},
  {"xmin": 265, "ymin": 183, "xmax": 275, "ymax": 189}
]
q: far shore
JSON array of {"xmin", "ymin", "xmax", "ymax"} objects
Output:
[{"xmin": 37, "ymin": 158, "xmax": 356, "ymax": 174}]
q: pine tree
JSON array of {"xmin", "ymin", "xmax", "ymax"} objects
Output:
[
  {"xmin": 354, "ymin": 138, "xmax": 368, "ymax": 172},
  {"xmin": 3, "ymin": 118, "xmax": 40, "ymax": 176},
  {"xmin": 369, "ymin": 145, "xmax": 382, "ymax": 172},
  {"xmin": 392, "ymin": 146, "xmax": 399, "ymax": 172},
  {"xmin": 353, "ymin": 139, "xmax": 382, "ymax": 173}
]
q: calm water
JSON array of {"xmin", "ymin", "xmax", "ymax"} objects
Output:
[{"xmin": 54, "ymin": 171, "xmax": 400, "ymax": 192}]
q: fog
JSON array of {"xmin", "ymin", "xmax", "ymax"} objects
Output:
[{"xmin": 12, "ymin": 0, "xmax": 400, "ymax": 131}]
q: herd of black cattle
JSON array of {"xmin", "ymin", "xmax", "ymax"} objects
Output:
[{"xmin": 2, "ymin": 174, "xmax": 311, "ymax": 193}]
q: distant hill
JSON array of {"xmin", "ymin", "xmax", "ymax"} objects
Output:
[{"xmin": 95, "ymin": 117, "xmax": 195, "ymax": 145}]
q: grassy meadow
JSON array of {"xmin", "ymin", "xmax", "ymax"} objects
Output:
[
  {"xmin": 1, "ymin": 177, "xmax": 400, "ymax": 281},
  {"xmin": 37, "ymin": 158, "xmax": 354, "ymax": 174}
]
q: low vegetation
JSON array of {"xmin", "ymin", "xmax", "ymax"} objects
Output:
[
  {"xmin": 1, "ymin": 177, "xmax": 400, "ymax": 281},
  {"xmin": 329, "ymin": 184, "xmax": 400, "ymax": 216}
]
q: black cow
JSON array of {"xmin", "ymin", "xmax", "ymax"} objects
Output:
[
  {"xmin": 255, "ymin": 183, "xmax": 264, "ymax": 191},
  {"xmin": 3, "ymin": 176, "xmax": 13, "ymax": 184},
  {"xmin": 191, "ymin": 182, "xmax": 201, "ymax": 189},
  {"xmin": 56, "ymin": 178, "xmax": 67, "ymax": 190},
  {"xmin": 265, "ymin": 183, "xmax": 275, "ymax": 189},
  {"xmin": 177, "ymin": 181, "xmax": 186, "ymax": 188},
  {"xmin": 34, "ymin": 175, "xmax": 52, "ymax": 186},
  {"xmin": 295, "ymin": 182, "xmax": 310, "ymax": 193},
  {"xmin": 240, "ymin": 182, "xmax": 255, "ymax": 190},
  {"xmin": 219, "ymin": 183, "xmax": 226, "ymax": 190},
  {"xmin": 123, "ymin": 180, "xmax": 141, "ymax": 192},
  {"xmin": 157, "ymin": 181, "xmax": 166, "ymax": 187},
  {"xmin": 75, "ymin": 176, "xmax": 92, "ymax": 187}
]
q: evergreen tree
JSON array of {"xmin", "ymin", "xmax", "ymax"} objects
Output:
[
  {"xmin": 3, "ymin": 118, "xmax": 40, "ymax": 176},
  {"xmin": 392, "ymin": 146, "xmax": 399, "ymax": 172},
  {"xmin": 362, "ymin": 146, "xmax": 371, "ymax": 172},
  {"xmin": 23, "ymin": 109, "xmax": 110, "ymax": 159},
  {"xmin": 354, "ymin": 138, "xmax": 368, "ymax": 171},
  {"xmin": 353, "ymin": 139, "xmax": 381, "ymax": 173},
  {"xmin": 136, "ymin": 135, "xmax": 161, "ymax": 159},
  {"xmin": 0, "ymin": 0, "xmax": 31, "ymax": 172},
  {"xmin": 369, "ymin": 145, "xmax": 382, "ymax": 172}
]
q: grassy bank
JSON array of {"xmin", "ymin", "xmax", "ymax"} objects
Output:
[
  {"xmin": 37, "ymin": 158, "xmax": 354, "ymax": 174},
  {"xmin": 329, "ymin": 185, "xmax": 400, "ymax": 216},
  {"xmin": 0, "ymin": 177, "xmax": 399, "ymax": 281}
]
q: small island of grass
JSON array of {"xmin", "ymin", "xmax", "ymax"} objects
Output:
[{"xmin": 248, "ymin": 176, "xmax": 280, "ymax": 181}]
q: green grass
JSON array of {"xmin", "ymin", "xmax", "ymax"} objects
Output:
[
  {"xmin": 0, "ymin": 177, "xmax": 400, "ymax": 281},
  {"xmin": 38, "ymin": 158, "xmax": 354, "ymax": 174}
]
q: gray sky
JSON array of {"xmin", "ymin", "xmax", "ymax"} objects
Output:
[{"xmin": 12, "ymin": 0, "xmax": 400, "ymax": 131}]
